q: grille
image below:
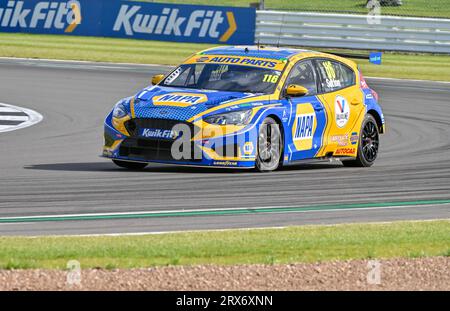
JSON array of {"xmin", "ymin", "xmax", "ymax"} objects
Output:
[
  {"xmin": 121, "ymin": 118, "xmax": 203, "ymax": 162},
  {"xmin": 125, "ymin": 118, "xmax": 197, "ymax": 138},
  {"xmin": 119, "ymin": 138, "xmax": 202, "ymax": 162}
]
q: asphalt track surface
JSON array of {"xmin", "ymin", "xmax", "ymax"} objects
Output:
[{"xmin": 0, "ymin": 58, "xmax": 449, "ymax": 236}]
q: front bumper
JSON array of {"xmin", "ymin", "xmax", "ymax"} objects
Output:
[{"xmin": 102, "ymin": 113, "xmax": 257, "ymax": 168}]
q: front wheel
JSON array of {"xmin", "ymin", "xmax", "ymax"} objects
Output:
[
  {"xmin": 343, "ymin": 114, "xmax": 380, "ymax": 167},
  {"xmin": 255, "ymin": 117, "xmax": 283, "ymax": 172},
  {"xmin": 113, "ymin": 160, "xmax": 148, "ymax": 170}
]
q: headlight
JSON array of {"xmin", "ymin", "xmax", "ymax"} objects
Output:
[
  {"xmin": 204, "ymin": 109, "xmax": 253, "ymax": 125},
  {"xmin": 112, "ymin": 100, "xmax": 128, "ymax": 119}
]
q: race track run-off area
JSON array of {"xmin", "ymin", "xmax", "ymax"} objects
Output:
[{"xmin": 0, "ymin": 58, "xmax": 449, "ymax": 236}]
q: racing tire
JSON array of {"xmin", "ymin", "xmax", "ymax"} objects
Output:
[
  {"xmin": 255, "ymin": 117, "xmax": 283, "ymax": 172},
  {"xmin": 342, "ymin": 114, "xmax": 379, "ymax": 167},
  {"xmin": 112, "ymin": 160, "xmax": 148, "ymax": 170}
]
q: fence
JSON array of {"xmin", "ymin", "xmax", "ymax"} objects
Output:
[{"xmin": 255, "ymin": 10, "xmax": 450, "ymax": 53}]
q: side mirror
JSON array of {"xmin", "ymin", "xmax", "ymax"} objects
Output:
[
  {"xmin": 151, "ymin": 74, "xmax": 165, "ymax": 85},
  {"xmin": 285, "ymin": 84, "xmax": 309, "ymax": 97}
]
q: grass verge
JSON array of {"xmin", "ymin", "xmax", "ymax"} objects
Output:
[
  {"xmin": 0, "ymin": 220, "xmax": 448, "ymax": 269},
  {"xmin": 1, "ymin": 33, "xmax": 450, "ymax": 82}
]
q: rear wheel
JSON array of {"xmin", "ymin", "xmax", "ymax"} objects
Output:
[
  {"xmin": 256, "ymin": 117, "xmax": 282, "ymax": 172},
  {"xmin": 343, "ymin": 115, "xmax": 379, "ymax": 167},
  {"xmin": 113, "ymin": 160, "xmax": 148, "ymax": 170}
]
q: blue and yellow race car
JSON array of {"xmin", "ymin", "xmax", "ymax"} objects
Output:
[{"xmin": 103, "ymin": 46, "xmax": 384, "ymax": 171}]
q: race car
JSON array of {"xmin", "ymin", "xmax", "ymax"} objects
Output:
[{"xmin": 103, "ymin": 46, "xmax": 384, "ymax": 171}]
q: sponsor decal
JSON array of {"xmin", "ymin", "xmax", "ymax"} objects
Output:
[
  {"xmin": 139, "ymin": 128, "xmax": 179, "ymax": 139},
  {"xmin": 225, "ymin": 102, "xmax": 263, "ymax": 112},
  {"xmin": 153, "ymin": 93, "xmax": 208, "ymax": 107},
  {"xmin": 350, "ymin": 132, "xmax": 359, "ymax": 145},
  {"xmin": 331, "ymin": 134, "xmax": 349, "ymax": 147},
  {"xmin": 335, "ymin": 147, "xmax": 356, "ymax": 156},
  {"xmin": 213, "ymin": 160, "xmax": 238, "ymax": 166},
  {"xmin": 0, "ymin": 1, "xmax": 255, "ymax": 45},
  {"xmin": 0, "ymin": 0, "xmax": 82, "ymax": 33},
  {"xmin": 335, "ymin": 95, "xmax": 350, "ymax": 128},
  {"xmin": 360, "ymin": 77, "xmax": 369, "ymax": 89},
  {"xmin": 369, "ymin": 52, "xmax": 382, "ymax": 65},
  {"xmin": 326, "ymin": 79, "xmax": 341, "ymax": 89},
  {"xmin": 238, "ymin": 103, "xmax": 252, "ymax": 108},
  {"xmin": 206, "ymin": 56, "xmax": 278, "ymax": 68},
  {"xmin": 114, "ymin": 5, "xmax": 234, "ymax": 40},
  {"xmin": 292, "ymin": 104, "xmax": 317, "ymax": 151},
  {"xmin": 208, "ymin": 56, "xmax": 277, "ymax": 68},
  {"xmin": 282, "ymin": 109, "xmax": 288, "ymax": 122},
  {"xmin": 294, "ymin": 113, "xmax": 315, "ymax": 141},
  {"xmin": 243, "ymin": 141, "xmax": 254, "ymax": 155},
  {"xmin": 187, "ymin": 54, "xmax": 285, "ymax": 70},
  {"xmin": 110, "ymin": 3, "xmax": 255, "ymax": 44},
  {"xmin": 322, "ymin": 60, "xmax": 341, "ymax": 89}
]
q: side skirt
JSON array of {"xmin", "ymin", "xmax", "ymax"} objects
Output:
[{"xmin": 284, "ymin": 156, "xmax": 355, "ymax": 166}]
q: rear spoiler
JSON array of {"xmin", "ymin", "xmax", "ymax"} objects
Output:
[
  {"xmin": 328, "ymin": 52, "xmax": 369, "ymax": 60},
  {"xmin": 329, "ymin": 51, "xmax": 383, "ymax": 65}
]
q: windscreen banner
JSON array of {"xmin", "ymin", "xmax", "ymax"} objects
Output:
[{"xmin": 0, "ymin": 0, "xmax": 256, "ymax": 44}]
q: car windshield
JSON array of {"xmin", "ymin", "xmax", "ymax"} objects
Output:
[{"xmin": 160, "ymin": 63, "xmax": 282, "ymax": 94}]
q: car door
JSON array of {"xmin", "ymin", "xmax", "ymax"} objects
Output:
[
  {"xmin": 314, "ymin": 59, "xmax": 366, "ymax": 158},
  {"xmin": 282, "ymin": 60, "xmax": 327, "ymax": 161}
]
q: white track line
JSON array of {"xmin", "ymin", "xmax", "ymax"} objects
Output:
[
  {"xmin": 0, "ymin": 107, "xmax": 23, "ymax": 113},
  {"xmin": 0, "ymin": 115, "xmax": 30, "ymax": 121},
  {"xmin": 0, "ymin": 103, "xmax": 43, "ymax": 133},
  {"xmin": 2, "ymin": 202, "xmax": 449, "ymax": 221},
  {"xmin": 22, "ymin": 219, "xmax": 450, "ymax": 238}
]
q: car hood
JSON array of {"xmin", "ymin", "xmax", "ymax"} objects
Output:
[{"xmin": 132, "ymin": 86, "xmax": 260, "ymax": 121}]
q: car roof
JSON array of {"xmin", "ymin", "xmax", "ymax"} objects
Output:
[
  {"xmin": 199, "ymin": 45, "xmax": 314, "ymax": 60},
  {"xmin": 196, "ymin": 45, "xmax": 357, "ymax": 70}
]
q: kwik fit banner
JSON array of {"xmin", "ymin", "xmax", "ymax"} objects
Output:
[{"xmin": 0, "ymin": 0, "xmax": 256, "ymax": 44}]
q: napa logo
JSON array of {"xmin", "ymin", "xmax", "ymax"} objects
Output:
[
  {"xmin": 0, "ymin": 0, "xmax": 82, "ymax": 33},
  {"xmin": 294, "ymin": 113, "xmax": 315, "ymax": 141},
  {"xmin": 153, "ymin": 93, "xmax": 208, "ymax": 107},
  {"xmin": 113, "ymin": 5, "xmax": 237, "ymax": 42}
]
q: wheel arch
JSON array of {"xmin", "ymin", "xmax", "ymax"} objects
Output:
[
  {"xmin": 265, "ymin": 113, "xmax": 286, "ymax": 166},
  {"xmin": 367, "ymin": 109, "xmax": 384, "ymax": 134},
  {"xmin": 266, "ymin": 113, "xmax": 285, "ymax": 144}
]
